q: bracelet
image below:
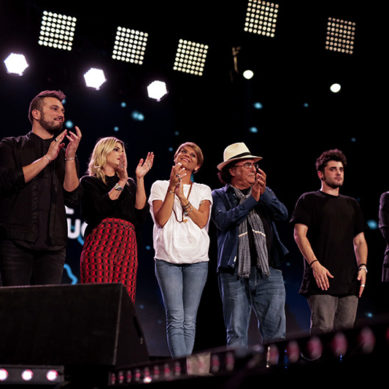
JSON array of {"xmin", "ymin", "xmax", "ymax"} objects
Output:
[
  {"xmin": 65, "ymin": 157, "xmax": 75, "ymax": 161},
  {"xmin": 309, "ymin": 260, "xmax": 318, "ymax": 267},
  {"xmin": 168, "ymin": 190, "xmax": 175, "ymax": 195},
  {"xmin": 182, "ymin": 202, "xmax": 191, "ymax": 210},
  {"xmin": 358, "ymin": 264, "xmax": 368, "ymax": 273},
  {"xmin": 44, "ymin": 155, "xmax": 51, "ymax": 162}
]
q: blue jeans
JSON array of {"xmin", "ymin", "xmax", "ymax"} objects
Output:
[
  {"xmin": 155, "ymin": 259, "xmax": 208, "ymax": 358},
  {"xmin": 218, "ymin": 266, "xmax": 286, "ymax": 346}
]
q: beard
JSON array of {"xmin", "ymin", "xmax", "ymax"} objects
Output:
[{"xmin": 38, "ymin": 117, "xmax": 63, "ymax": 135}]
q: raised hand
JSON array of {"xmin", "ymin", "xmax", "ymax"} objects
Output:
[
  {"xmin": 136, "ymin": 152, "xmax": 154, "ymax": 179},
  {"xmin": 65, "ymin": 126, "xmax": 82, "ymax": 159},
  {"xmin": 46, "ymin": 129, "xmax": 67, "ymax": 161}
]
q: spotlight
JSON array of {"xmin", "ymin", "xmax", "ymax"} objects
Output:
[
  {"xmin": 306, "ymin": 336, "xmax": 323, "ymax": 360},
  {"xmin": 330, "ymin": 83, "xmax": 341, "ymax": 93},
  {"xmin": 84, "ymin": 68, "xmax": 106, "ymax": 90},
  {"xmin": 285, "ymin": 340, "xmax": 300, "ymax": 364},
  {"xmin": 266, "ymin": 344, "xmax": 279, "ymax": 367},
  {"xmin": 325, "ymin": 17, "xmax": 356, "ymax": 55},
  {"xmin": 46, "ymin": 370, "xmax": 59, "ymax": 382},
  {"xmin": 147, "ymin": 80, "xmax": 168, "ymax": 101},
  {"xmin": 244, "ymin": 0, "xmax": 279, "ymax": 38},
  {"xmin": 3, "ymin": 53, "xmax": 29, "ymax": 76},
  {"xmin": 38, "ymin": 10, "xmax": 77, "ymax": 51},
  {"xmin": 112, "ymin": 27, "xmax": 148, "ymax": 64},
  {"xmin": 243, "ymin": 69, "xmax": 254, "ymax": 79},
  {"xmin": 21, "ymin": 369, "xmax": 34, "ymax": 381},
  {"xmin": 173, "ymin": 39, "xmax": 208, "ymax": 76},
  {"xmin": 0, "ymin": 369, "xmax": 8, "ymax": 381},
  {"xmin": 331, "ymin": 332, "xmax": 348, "ymax": 358}
]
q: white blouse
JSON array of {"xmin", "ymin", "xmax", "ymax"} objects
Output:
[{"xmin": 148, "ymin": 180, "xmax": 213, "ymax": 264}]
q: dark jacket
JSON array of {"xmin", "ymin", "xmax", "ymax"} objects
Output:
[{"xmin": 212, "ymin": 185, "xmax": 289, "ymax": 272}]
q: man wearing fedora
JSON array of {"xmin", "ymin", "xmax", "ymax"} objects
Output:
[{"xmin": 212, "ymin": 142, "xmax": 289, "ymax": 346}]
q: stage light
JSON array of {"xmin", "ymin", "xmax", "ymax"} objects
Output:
[
  {"xmin": 358, "ymin": 327, "xmax": 376, "ymax": 354},
  {"xmin": 306, "ymin": 336, "xmax": 323, "ymax": 360},
  {"xmin": 46, "ymin": 370, "xmax": 59, "ymax": 382},
  {"xmin": 285, "ymin": 340, "xmax": 300, "ymax": 364},
  {"xmin": 244, "ymin": 0, "xmax": 279, "ymax": 38},
  {"xmin": 0, "ymin": 366, "xmax": 64, "ymax": 385},
  {"xmin": 253, "ymin": 102, "xmax": 263, "ymax": 109},
  {"xmin": 330, "ymin": 83, "xmax": 341, "ymax": 93},
  {"xmin": 84, "ymin": 68, "xmax": 106, "ymax": 90},
  {"xmin": 249, "ymin": 126, "xmax": 258, "ymax": 133},
  {"xmin": 325, "ymin": 17, "xmax": 356, "ymax": 55},
  {"xmin": 0, "ymin": 369, "xmax": 8, "ymax": 381},
  {"xmin": 331, "ymin": 332, "xmax": 348, "ymax": 359},
  {"xmin": 3, "ymin": 53, "xmax": 29, "ymax": 76},
  {"xmin": 112, "ymin": 27, "xmax": 148, "ymax": 64},
  {"xmin": 266, "ymin": 344, "xmax": 279, "ymax": 367},
  {"xmin": 243, "ymin": 69, "xmax": 254, "ymax": 79},
  {"xmin": 173, "ymin": 39, "xmax": 208, "ymax": 76},
  {"xmin": 21, "ymin": 369, "xmax": 33, "ymax": 381},
  {"xmin": 147, "ymin": 80, "xmax": 168, "ymax": 101},
  {"xmin": 38, "ymin": 11, "xmax": 76, "ymax": 51}
]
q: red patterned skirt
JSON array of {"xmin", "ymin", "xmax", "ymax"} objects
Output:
[{"xmin": 80, "ymin": 217, "xmax": 138, "ymax": 303}]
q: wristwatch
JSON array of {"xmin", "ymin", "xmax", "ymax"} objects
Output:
[{"xmin": 114, "ymin": 183, "xmax": 124, "ymax": 191}]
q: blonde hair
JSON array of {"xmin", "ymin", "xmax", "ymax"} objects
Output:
[{"xmin": 87, "ymin": 137, "xmax": 125, "ymax": 183}]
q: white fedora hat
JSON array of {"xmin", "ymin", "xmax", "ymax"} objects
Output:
[{"xmin": 217, "ymin": 142, "xmax": 262, "ymax": 171}]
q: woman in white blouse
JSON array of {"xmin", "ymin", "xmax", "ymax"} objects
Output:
[{"xmin": 148, "ymin": 142, "xmax": 212, "ymax": 358}]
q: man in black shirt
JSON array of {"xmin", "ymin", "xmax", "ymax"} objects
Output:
[
  {"xmin": 290, "ymin": 149, "xmax": 368, "ymax": 334},
  {"xmin": 0, "ymin": 90, "xmax": 82, "ymax": 286}
]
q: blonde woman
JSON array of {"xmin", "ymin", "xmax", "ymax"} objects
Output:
[{"xmin": 80, "ymin": 137, "xmax": 153, "ymax": 303}]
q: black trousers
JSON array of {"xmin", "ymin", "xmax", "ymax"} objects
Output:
[{"xmin": 0, "ymin": 240, "xmax": 65, "ymax": 286}]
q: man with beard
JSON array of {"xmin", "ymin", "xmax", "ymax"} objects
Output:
[
  {"xmin": 0, "ymin": 90, "xmax": 82, "ymax": 286},
  {"xmin": 290, "ymin": 149, "xmax": 368, "ymax": 334}
]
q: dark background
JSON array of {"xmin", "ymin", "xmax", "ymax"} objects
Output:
[{"xmin": 0, "ymin": 0, "xmax": 386, "ymax": 357}]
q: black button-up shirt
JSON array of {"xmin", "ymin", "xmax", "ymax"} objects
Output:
[{"xmin": 0, "ymin": 131, "xmax": 79, "ymax": 249}]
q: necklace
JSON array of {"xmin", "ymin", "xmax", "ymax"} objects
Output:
[{"xmin": 172, "ymin": 182, "xmax": 193, "ymax": 223}]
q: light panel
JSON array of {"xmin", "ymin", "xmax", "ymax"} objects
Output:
[
  {"xmin": 112, "ymin": 27, "xmax": 148, "ymax": 65},
  {"xmin": 38, "ymin": 10, "xmax": 77, "ymax": 51},
  {"xmin": 173, "ymin": 39, "xmax": 208, "ymax": 76},
  {"xmin": 244, "ymin": 0, "xmax": 279, "ymax": 38},
  {"xmin": 325, "ymin": 17, "xmax": 356, "ymax": 55}
]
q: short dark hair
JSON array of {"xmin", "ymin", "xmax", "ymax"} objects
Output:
[
  {"xmin": 315, "ymin": 149, "xmax": 347, "ymax": 172},
  {"xmin": 28, "ymin": 90, "xmax": 66, "ymax": 124},
  {"xmin": 174, "ymin": 142, "xmax": 204, "ymax": 173}
]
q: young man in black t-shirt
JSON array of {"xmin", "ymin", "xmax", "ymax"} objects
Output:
[{"xmin": 290, "ymin": 149, "xmax": 368, "ymax": 334}]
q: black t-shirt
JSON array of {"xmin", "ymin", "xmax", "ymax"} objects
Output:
[{"xmin": 290, "ymin": 190, "xmax": 365, "ymax": 296}]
